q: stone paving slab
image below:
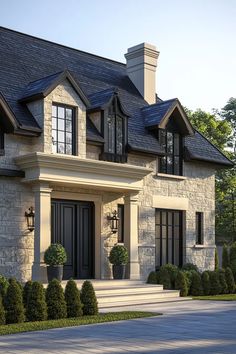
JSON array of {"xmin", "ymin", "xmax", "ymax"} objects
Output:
[{"xmin": 0, "ymin": 301, "xmax": 235, "ymax": 353}]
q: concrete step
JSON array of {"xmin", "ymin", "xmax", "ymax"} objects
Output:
[
  {"xmin": 98, "ymin": 296, "xmax": 191, "ymax": 309},
  {"xmin": 97, "ymin": 290, "xmax": 180, "ymax": 304},
  {"xmin": 60, "ymin": 279, "xmax": 145, "ymax": 289},
  {"xmin": 95, "ymin": 285, "xmax": 164, "ymax": 296}
]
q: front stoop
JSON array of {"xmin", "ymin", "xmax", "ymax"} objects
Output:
[{"xmin": 60, "ymin": 280, "xmax": 190, "ymax": 309}]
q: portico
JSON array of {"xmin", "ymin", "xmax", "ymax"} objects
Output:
[{"xmin": 15, "ymin": 152, "xmax": 152, "ymax": 282}]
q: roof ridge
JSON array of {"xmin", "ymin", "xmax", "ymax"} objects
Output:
[{"xmin": 0, "ymin": 26, "xmax": 126, "ymax": 67}]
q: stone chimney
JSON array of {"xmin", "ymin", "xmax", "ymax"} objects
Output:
[{"xmin": 125, "ymin": 43, "xmax": 159, "ymax": 105}]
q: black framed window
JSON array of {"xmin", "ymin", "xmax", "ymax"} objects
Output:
[
  {"xmin": 155, "ymin": 209, "xmax": 183, "ymax": 267},
  {"xmin": 52, "ymin": 104, "xmax": 75, "ymax": 155},
  {"xmin": 0, "ymin": 129, "xmax": 4, "ymax": 155},
  {"xmin": 117, "ymin": 204, "xmax": 124, "ymax": 243},
  {"xmin": 100, "ymin": 96, "xmax": 127, "ymax": 163},
  {"xmin": 159, "ymin": 129, "xmax": 182, "ymax": 175},
  {"xmin": 196, "ymin": 212, "xmax": 204, "ymax": 245}
]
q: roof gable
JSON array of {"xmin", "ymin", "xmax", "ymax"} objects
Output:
[
  {"xmin": 142, "ymin": 98, "xmax": 194, "ymax": 136},
  {"xmin": 19, "ymin": 70, "xmax": 90, "ymax": 107}
]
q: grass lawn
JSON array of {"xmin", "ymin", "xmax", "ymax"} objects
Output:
[
  {"xmin": 0, "ymin": 311, "xmax": 160, "ymax": 336},
  {"xmin": 193, "ymin": 294, "xmax": 236, "ymax": 301}
]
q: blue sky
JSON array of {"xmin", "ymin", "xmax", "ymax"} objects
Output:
[{"xmin": 1, "ymin": 0, "xmax": 235, "ymax": 112}]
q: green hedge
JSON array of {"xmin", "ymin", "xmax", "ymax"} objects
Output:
[
  {"xmin": 80, "ymin": 280, "xmax": 98, "ymax": 316},
  {"xmin": 65, "ymin": 279, "xmax": 83, "ymax": 318},
  {"xmin": 46, "ymin": 279, "xmax": 67, "ymax": 320},
  {"xmin": 175, "ymin": 271, "xmax": 188, "ymax": 297}
]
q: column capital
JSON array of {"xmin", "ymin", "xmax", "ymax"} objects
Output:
[
  {"xmin": 124, "ymin": 193, "xmax": 139, "ymax": 203},
  {"xmin": 32, "ymin": 183, "xmax": 52, "ymax": 193}
]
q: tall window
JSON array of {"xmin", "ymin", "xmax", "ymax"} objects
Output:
[
  {"xmin": 107, "ymin": 113, "xmax": 124, "ymax": 155},
  {"xmin": 0, "ymin": 129, "xmax": 4, "ymax": 155},
  {"xmin": 100, "ymin": 97, "xmax": 127, "ymax": 163},
  {"xmin": 159, "ymin": 129, "xmax": 182, "ymax": 175},
  {"xmin": 52, "ymin": 104, "xmax": 75, "ymax": 155},
  {"xmin": 155, "ymin": 209, "xmax": 183, "ymax": 267},
  {"xmin": 196, "ymin": 212, "xmax": 204, "ymax": 245}
]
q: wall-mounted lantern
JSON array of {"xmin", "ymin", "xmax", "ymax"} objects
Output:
[
  {"xmin": 108, "ymin": 210, "xmax": 119, "ymax": 233},
  {"xmin": 25, "ymin": 206, "xmax": 35, "ymax": 232}
]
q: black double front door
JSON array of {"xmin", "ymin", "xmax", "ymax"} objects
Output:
[{"xmin": 51, "ymin": 199, "xmax": 94, "ymax": 279}]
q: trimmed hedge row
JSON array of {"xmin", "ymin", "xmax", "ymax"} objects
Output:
[
  {"xmin": 147, "ymin": 263, "xmax": 236, "ymax": 297},
  {"xmin": 0, "ymin": 277, "xmax": 98, "ymax": 325}
]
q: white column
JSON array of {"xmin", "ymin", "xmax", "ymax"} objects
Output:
[
  {"xmin": 32, "ymin": 183, "xmax": 52, "ymax": 282},
  {"xmin": 124, "ymin": 194, "xmax": 140, "ymax": 279}
]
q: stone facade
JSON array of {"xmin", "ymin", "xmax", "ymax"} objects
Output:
[{"xmin": 0, "ymin": 79, "xmax": 216, "ymax": 282}]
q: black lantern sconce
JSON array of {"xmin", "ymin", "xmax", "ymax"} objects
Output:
[
  {"xmin": 25, "ymin": 206, "xmax": 35, "ymax": 232},
  {"xmin": 108, "ymin": 210, "xmax": 119, "ymax": 233}
]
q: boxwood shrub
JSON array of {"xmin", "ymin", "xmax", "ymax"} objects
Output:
[
  {"xmin": 190, "ymin": 271, "xmax": 203, "ymax": 296},
  {"xmin": 225, "ymin": 267, "xmax": 235, "ymax": 294},
  {"xmin": 80, "ymin": 280, "xmax": 98, "ymax": 316},
  {"xmin": 46, "ymin": 279, "xmax": 67, "ymax": 320},
  {"xmin": 201, "ymin": 271, "xmax": 210, "ymax": 296},
  {"xmin": 209, "ymin": 271, "xmax": 221, "ymax": 295},
  {"xmin": 175, "ymin": 271, "xmax": 188, "ymax": 297},
  {"xmin": 147, "ymin": 271, "xmax": 158, "ymax": 284},
  {"xmin": 65, "ymin": 279, "xmax": 83, "ymax": 318},
  {"xmin": 26, "ymin": 281, "xmax": 47, "ymax": 322},
  {"xmin": 4, "ymin": 278, "xmax": 25, "ymax": 324}
]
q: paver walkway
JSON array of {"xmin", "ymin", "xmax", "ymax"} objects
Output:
[{"xmin": 0, "ymin": 301, "xmax": 235, "ymax": 353}]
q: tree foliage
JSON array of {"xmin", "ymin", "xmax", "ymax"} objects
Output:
[{"xmin": 186, "ymin": 103, "xmax": 235, "ymax": 244}]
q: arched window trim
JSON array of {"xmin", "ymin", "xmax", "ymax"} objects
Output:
[{"xmin": 100, "ymin": 96, "xmax": 128, "ymax": 163}]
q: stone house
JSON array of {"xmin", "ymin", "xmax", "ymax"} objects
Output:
[{"xmin": 0, "ymin": 27, "xmax": 233, "ymax": 282}]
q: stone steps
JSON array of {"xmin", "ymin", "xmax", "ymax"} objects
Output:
[{"xmin": 53, "ymin": 279, "xmax": 189, "ymax": 309}]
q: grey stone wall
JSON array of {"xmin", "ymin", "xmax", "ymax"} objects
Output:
[{"xmin": 127, "ymin": 154, "xmax": 216, "ymax": 279}]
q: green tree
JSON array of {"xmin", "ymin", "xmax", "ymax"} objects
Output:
[
  {"xmin": 201, "ymin": 271, "xmax": 210, "ymax": 296},
  {"xmin": 46, "ymin": 279, "xmax": 67, "ymax": 320},
  {"xmin": 0, "ymin": 296, "xmax": 5, "ymax": 325},
  {"xmin": 215, "ymin": 248, "xmax": 219, "ymax": 270},
  {"xmin": 175, "ymin": 271, "xmax": 188, "ymax": 297},
  {"xmin": 4, "ymin": 278, "xmax": 25, "ymax": 324},
  {"xmin": 26, "ymin": 281, "xmax": 47, "ymax": 322},
  {"xmin": 65, "ymin": 279, "xmax": 83, "ymax": 318},
  {"xmin": 186, "ymin": 106, "xmax": 235, "ymax": 243},
  {"xmin": 222, "ymin": 244, "xmax": 230, "ymax": 269},
  {"xmin": 80, "ymin": 281, "xmax": 98, "ymax": 316},
  {"xmin": 225, "ymin": 267, "xmax": 235, "ymax": 293},
  {"xmin": 229, "ymin": 242, "xmax": 236, "ymax": 280}
]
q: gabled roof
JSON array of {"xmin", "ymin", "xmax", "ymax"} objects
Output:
[
  {"xmin": 19, "ymin": 70, "xmax": 90, "ymax": 107},
  {"xmin": 88, "ymin": 87, "xmax": 130, "ymax": 116},
  {"xmin": 142, "ymin": 98, "xmax": 194, "ymax": 136},
  {"xmin": 0, "ymin": 26, "xmax": 233, "ymax": 165}
]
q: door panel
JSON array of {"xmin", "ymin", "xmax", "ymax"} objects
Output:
[{"xmin": 51, "ymin": 199, "xmax": 94, "ymax": 279}]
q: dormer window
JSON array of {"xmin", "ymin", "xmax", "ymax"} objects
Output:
[
  {"xmin": 52, "ymin": 104, "xmax": 75, "ymax": 155},
  {"xmin": 100, "ymin": 96, "xmax": 127, "ymax": 163},
  {"xmin": 159, "ymin": 129, "xmax": 182, "ymax": 175}
]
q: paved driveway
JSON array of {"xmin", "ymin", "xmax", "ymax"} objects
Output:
[{"xmin": 0, "ymin": 301, "xmax": 235, "ymax": 353}]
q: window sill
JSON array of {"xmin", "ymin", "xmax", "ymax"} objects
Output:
[
  {"xmin": 194, "ymin": 244, "xmax": 216, "ymax": 249},
  {"xmin": 156, "ymin": 173, "xmax": 186, "ymax": 180}
]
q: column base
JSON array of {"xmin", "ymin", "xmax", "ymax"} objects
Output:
[
  {"xmin": 127, "ymin": 261, "xmax": 140, "ymax": 280},
  {"xmin": 32, "ymin": 262, "xmax": 48, "ymax": 283}
]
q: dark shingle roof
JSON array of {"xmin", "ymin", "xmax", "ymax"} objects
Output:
[
  {"xmin": 185, "ymin": 131, "xmax": 233, "ymax": 167},
  {"xmin": 142, "ymin": 98, "xmax": 177, "ymax": 128},
  {"xmin": 0, "ymin": 26, "xmax": 233, "ymax": 166},
  {"xmin": 19, "ymin": 71, "xmax": 64, "ymax": 101}
]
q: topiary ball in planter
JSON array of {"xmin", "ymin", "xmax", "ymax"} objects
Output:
[
  {"xmin": 108, "ymin": 245, "xmax": 128, "ymax": 279},
  {"xmin": 44, "ymin": 244, "xmax": 67, "ymax": 282}
]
